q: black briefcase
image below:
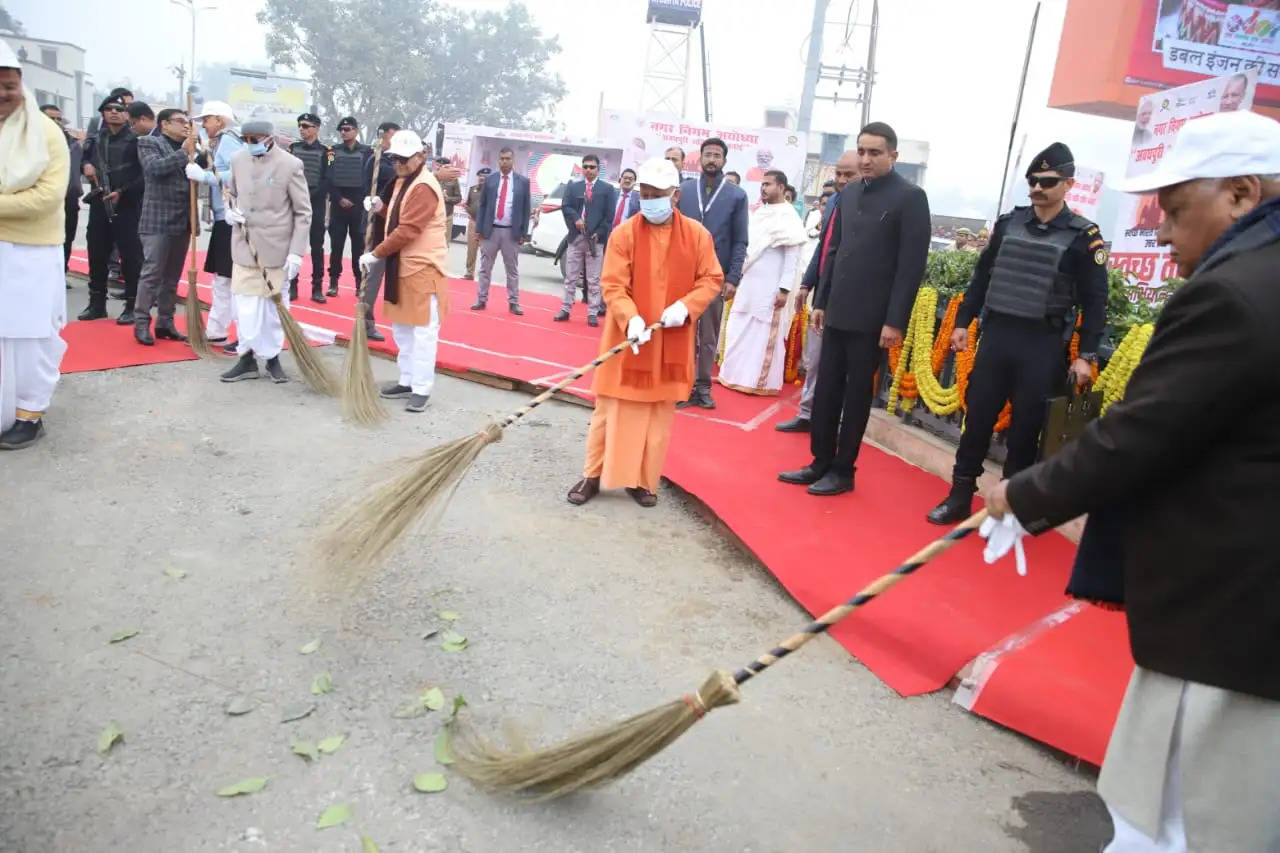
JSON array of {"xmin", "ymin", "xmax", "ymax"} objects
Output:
[{"xmin": 1039, "ymin": 379, "xmax": 1102, "ymax": 461}]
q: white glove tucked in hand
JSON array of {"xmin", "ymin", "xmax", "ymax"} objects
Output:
[
  {"xmin": 979, "ymin": 513, "xmax": 1030, "ymax": 577},
  {"xmin": 659, "ymin": 299, "xmax": 689, "ymax": 328},
  {"xmin": 185, "ymin": 163, "xmax": 207, "ymax": 182},
  {"xmin": 283, "ymin": 254, "xmax": 303, "ymax": 283},
  {"xmin": 358, "ymin": 252, "xmax": 379, "ymax": 274},
  {"xmin": 224, "ymin": 206, "xmax": 246, "ymax": 226},
  {"xmin": 625, "ymin": 315, "xmax": 653, "ymax": 354},
  {"xmin": 363, "ymin": 196, "xmax": 384, "ymax": 213}
]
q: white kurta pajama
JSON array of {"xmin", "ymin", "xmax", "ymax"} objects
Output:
[
  {"xmin": 231, "ymin": 264, "xmax": 289, "ymax": 359},
  {"xmin": 718, "ymin": 201, "xmax": 807, "ymax": 395}
]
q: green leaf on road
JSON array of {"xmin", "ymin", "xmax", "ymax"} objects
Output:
[
  {"xmin": 412, "ymin": 772, "xmax": 448, "ymax": 793},
  {"xmin": 163, "ymin": 567, "xmax": 187, "ymax": 580},
  {"xmin": 316, "ymin": 803, "xmax": 353, "ymax": 829},
  {"xmin": 108, "ymin": 628, "xmax": 139, "ymax": 644},
  {"xmin": 447, "ymin": 694, "xmax": 468, "ymax": 723},
  {"xmin": 311, "ymin": 671, "xmax": 333, "ymax": 695},
  {"xmin": 216, "ymin": 776, "xmax": 268, "ymax": 797},
  {"xmin": 292, "ymin": 739, "xmax": 319, "ymax": 761},
  {"xmin": 423, "ymin": 687, "xmax": 445, "ymax": 711},
  {"xmin": 96, "ymin": 720, "xmax": 124, "ymax": 755},
  {"xmin": 434, "ymin": 729, "xmax": 454, "ymax": 765},
  {"xmin": 317, "ymin": 733, "xmax": 347, "ymax": 754},
  {"xmin": 440, "ymin": 630, "xmax": 468, "ymax": 652},
  {"xmin": 361, "ymin": 837, "xmax": 381, "ymax": 853},
  {"xmin": 280, "ymin": 702, "xmax": 316, "ymax": 723},
  {"xmin": 225, "ymin": 696, "xmax": 255, "ymax": 716},
  {"xmin": 298, "ymin": 638, "xmax": 322, "ymax": 655},
  {"xmin": 439, "ymin": 611, "xmax": 461, "ymax": 621}
]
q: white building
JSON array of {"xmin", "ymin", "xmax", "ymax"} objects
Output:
[{"xmin": 1, "ymin": 31, "xmax": 95, "ymax": 129}]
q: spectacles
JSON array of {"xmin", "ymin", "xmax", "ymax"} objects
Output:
[
  {"xmin": 167, "ymin": 117, "xmax": 190, "ymax": 125},
  {"xmin": 582, "ymin": 164, "xmax": 598, "ymax": 169},
  {"xmin": 298, "ymin": 123, "xmax": 317, "ymax": 130},
  {"xmin": 1027, "ymin": 175, "xmax": 1065, "ymax": 189},
  {"xmin": 339, "ymin": 126, "xmax": 357, "ymax": 131}
]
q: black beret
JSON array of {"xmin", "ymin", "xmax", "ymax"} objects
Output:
[
  {"xmin": 297, "ymin": 112, "xmax": 321, "ymax": 125},
  {"xmin": 337, "ymin": 116, "xmax": 358, "ymax": 129},
  {"xmin": 476, "ymin": 167, "xmax": 492, "ymax": 176},
  {"xmin": 1027, "ymin": 142, "xmax": 1075, "ymax": 177}
]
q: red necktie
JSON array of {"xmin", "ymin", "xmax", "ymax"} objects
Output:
[
  {"xmin": 496, "ymin": 174, "xmax": 508, "ymax": 221},
  {"xmin": 613, "ymin": 191, "xmax": 627, "ymax": 227},
  {"xmin": 818, "ymin": 209, "xmax": 837, "ymax": 277},
  {"xmin": 585, "ymin": 180, "xmax": 593, "ymax": 202}
]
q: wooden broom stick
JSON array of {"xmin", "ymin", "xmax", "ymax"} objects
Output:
[
  {"xmin": 340, "ymin": 143, "xmax": 388, "ymax": 425},
  {"xmin": 184, "ymin": 90, "xmax": 211, "ymax": 356},
  {"xmin": 450, "ymin": 510, "xmax": 992, "ymax": 800}
]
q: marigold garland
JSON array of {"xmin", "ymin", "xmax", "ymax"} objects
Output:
[
  {"xmin": 1095, "ymin": 323, "xmax": 1153, "ymax": 413},
  {"xmin": 715, "ymin": 298, "xmax": 733, "ymax": 365},
  {"xmin": 783, "ymin": 304, "xmax": 809, "ymax": 384},
  {"xmin": 932, "ymin": 295, "xmax": 962, "ymax": 375}
]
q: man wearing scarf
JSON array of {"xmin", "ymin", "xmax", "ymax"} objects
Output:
[
  {"xmin": 567, "ymin": 157, "xmax": 723, "ymax": 508},
  {"xmin": 0, "ymin": 43, "xmax": 70, "ymax": 449},
  {"xmin": 359, "ymin": 130, "xmax": 450, "ymax": 413},
  {"xmin": 718, "ymin": 168, "xmax": 807, "ymax": 395},
  {"xmin": 985, "ymin": 110, "xmax": 1280, "ymax": 853},
  {"xmin": 218, "ymin": 120, "xmax": 310, "ymax": 384}
]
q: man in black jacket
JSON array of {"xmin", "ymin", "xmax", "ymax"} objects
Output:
[
  {"xmin": 287, "ymin": 112, "xmax": 329, "ymax": 301},
  {"xmin": 779, "ymin": 122, "xmax": 931, "ymax": 496},
  {"xmin": 984, "ymin": 109, "xmax": 1280, "ymax": 853},
  {"xmin": 77, "ymin": 95, "xmax": 144, "ymax": 324},
  {"xmin": 325, "ymin": 116, "xmax": 372, "ymax": 302}
]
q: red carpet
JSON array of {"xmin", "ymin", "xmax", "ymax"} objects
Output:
[
  {"xmin": 61, "ymin": 314, "xmax": 198, "ymax": 374},
  {"xmin": 67, "ymin": 246, "xmax": 1130, "ymax": 763}
]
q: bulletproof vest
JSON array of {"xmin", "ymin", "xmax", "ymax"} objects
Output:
[
  {"xmin": 985, "ymin": 207, "xmax": 1090, "ymax": 321},
  {"xmin": 330, "ymin": 144, "xmax": 366, "ymax": 189},
  {"xmin": 291, "ymin": 142, "xmax": 325, "ymax": 193}
]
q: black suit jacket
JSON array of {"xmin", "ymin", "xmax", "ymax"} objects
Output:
[
  {"xmin": 1007, "ymin": 202, "xmax": 1280, "ymax": 701},
  {"xmin": 816, "ymin": 169, "xmax": 931, "ymax": 334},
  {"xmin": 561, "ymin": 179, "xmax": 619, "ymax": 246}
]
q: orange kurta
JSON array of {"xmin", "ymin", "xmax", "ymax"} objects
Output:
[
  {"xmin": 582, "ymin": 211, "xmax": 722, "ymax": 491},
  {"xmin": 373, "ymin": 167, "xmax": 451, "ymax": 327}
]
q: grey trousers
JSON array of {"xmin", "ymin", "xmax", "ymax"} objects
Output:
[
  {"xmin": 360, "ymin": 257, "xmax": 385, "ymax": 331},
  {"xmin": 560, "ymin": 234, "xmax": 602, "ymax": 313},
  {"xmin": 135, "ymin": 232, "xmax": 188, "ymax": 328},
  {"xmin": 798, "ymin": 324, "xmax": 824, "ymax": 418},
  {"xmin": 476, "ymin": 226, "xmax": 520, "ymax": 305},
  {"xmin": 694, "ymin": 293, "xmax": 725, "ymax": 395}
]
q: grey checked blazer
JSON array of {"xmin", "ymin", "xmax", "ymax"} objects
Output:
[{"xmin": 137, "ymin": 134, "xmax": 193, "ymax": 236}]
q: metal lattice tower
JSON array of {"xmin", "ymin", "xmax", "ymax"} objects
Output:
[{"xmin": 640, "ymin": 22, "xmax": 695, "ymax": 116}]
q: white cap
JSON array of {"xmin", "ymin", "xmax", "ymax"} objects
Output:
[
  {"xmin": 387, "ymin": 129, "xmax": 422, "ymax": 158},
  {"xmin": 0, "ymin": 40, "xmax": 20, "ymax": 70},
  {"xmin": 636, "ymin": 156, "xmax": 680, "ymax": 191},
  {"xmin": 1114, "ymin": 110, "xmax": 1280, "ymax": 193},
  {"xmin": 192, "ymin": 100, "xmax": 236, "ymax": 122}
]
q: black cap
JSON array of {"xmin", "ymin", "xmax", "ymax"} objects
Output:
[
  {"xmin": 477, "ymin": 167, "xmax": 492, "ymax": 176},
  {"xmin": 337, "ymin": 116, "xmax": 358, "ymax": 129},
  {"xmin": 297, "ymin": 112, "xmax": 321, "ymax": 126},
  {"xmin": 98, "ymin": 95, "xmax": 127, "ymax": 112},
  {"xmin": 377, "ymin": 121, "xmax": 401, "ymax": 133},
  {"xmin": 1027, "ymin": 142, "xmax": 1075, "ymax": 177}
]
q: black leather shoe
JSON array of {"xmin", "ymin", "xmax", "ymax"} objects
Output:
[
  {"xmin": 778, "ymin": 464, "xmax": 826, "ymax": 485},
  {"xmin": 807, "ymin": 471, "xmax": 854, "ymax": 496},
  {"xmin": 696, "ymin": 393, "xmax": 716, "ymax": 410},
  {"xmin": 926, "ymin": 476, "xmax": 977, "ymax": 525},
  {"xmin": 155, "ymin": 325, "xmax": 187, "ymax": 342},
  {"xmin": 0, "ymin": 418, "xmax": 44, "ymax": 450},
  {"xmin": 775, "ymin": 416, "xmax": 811, "ymax": 433},
  {"xmin": 134, "ymin": 325, "xmax": 155, "ymax": 346},
  {"xmin": 327, "ymin": 282, "xmax": 340, "ymax": 297},
  {"xmin": 508, "ymin": 303, "xmax": 524, "ymax": 316},
  {"xmin": 366, "ymin": 327, "xmax": 385, "ymax": 342},
  {"xmin": 116, "ymin": 308, "xmax": 136, "ymax": 326},
  {"xmin": 553, "ymin": 310, "xmax": 570, "ymax": 322},
  {"xmin": 470, "ymin": 301, "xmax": 486, "ymax": 311},
  {"xmin": 311, "ymin": 286, "xmax": 327, "ymax": 304},
  {"xmin": 77, "ymin": 300, "xmax": 108, "ymax": 321}
]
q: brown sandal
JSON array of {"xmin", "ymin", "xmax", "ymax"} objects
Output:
[
  {"xmin": 626, "ymin": 487, "xmax": 657, "ymax": 508},
  {"xmin": 567, "ymin": 477, "xmax": 600, "ymax": 505}
]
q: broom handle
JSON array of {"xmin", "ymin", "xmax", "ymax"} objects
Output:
[
  {"xmin": 185, "ymin": 91, "xmax": 199, "ymax": 297},
  {"xmin": 498, "ymin": 321, "xmax": 664, "ymax": 430},
  {"xmin": 731, "ymin": 509, "xmax": 990, "ymax": 686}
]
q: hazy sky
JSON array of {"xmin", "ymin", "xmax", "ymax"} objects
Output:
[{"xmin": 12, "ymin": 0, "xmax": 1137, "ymax": 218}]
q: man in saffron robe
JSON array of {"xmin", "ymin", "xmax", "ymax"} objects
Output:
[{"xmin": 567, "ymin": 157, "xmax": 723, "ymax": 508}]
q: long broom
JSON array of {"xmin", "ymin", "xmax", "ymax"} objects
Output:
[
  {"xmin": 184, "ymin": 90, "xmax": 211, "ymax": 357},
  {"xmin": 318, "ymin": 321, "xmax": 664, "ymax": 567},
  {"xmin": 225, "ymin": 188, "xmax": 340, "ymax": 396},
  {"xmin": 451, "ymin": 509, "xmax": 991, "ymax": 799},
  {"xmin": 340, "ymin": 144, "xmax": 388, "ymax": 425}
]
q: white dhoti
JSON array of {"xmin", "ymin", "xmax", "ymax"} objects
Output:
[
  {"xmin": 0, "ymin": 241, "xmax": 67, "ymax": 431},
  {"xmin": 718, "ymin": 241, "xmax": 799, "ymax": 396},
  {"xmin": 207, "ymin": 274, "xmax": 234, "ymax": 340},
  {"xmin": 231, "ymin": 263, "xmax": 287, "ymax": 360},
  {"xmin": 392, "ymin": 295, "xmax": 440, "ymax": 396}
]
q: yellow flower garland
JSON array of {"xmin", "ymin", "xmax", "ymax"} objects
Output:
[
  {"xmin": 888, "ymin": 287, "xmax": 962, "ymax": 416},
  {"xmin": 1095, "ymin": 323, "xmax": 1154, "ymax": 413}
]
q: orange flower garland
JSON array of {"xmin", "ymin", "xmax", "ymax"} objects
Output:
[
  {"xmin": 931, "ymin": 295, "xmax": 962, "ymax": 375},
  {"xmin": 954, "ymin": 318, "xmax": 1011, "ymax": 432},
  {"xmin": 783, "ymin": 305, "xmax": 809, "ymax": 384}
]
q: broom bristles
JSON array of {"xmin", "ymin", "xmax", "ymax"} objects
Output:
[
  {"xmin": 340, "ymin": 301, "xmax": 388, "ymax": 426},
  {"xmin": 453, "ymin": 669, "xmax": 740, "ymax": 800},
  {"xmin": 317, "ymin": 423, "xmax": 503, "ymax": 568},
  {"xmin": 272, "ymin": 293, "xmax": 340, "ymax": 396},
  {"xmin": 185, "ymin": 276, "xmax": 212, "ymax": 357}
]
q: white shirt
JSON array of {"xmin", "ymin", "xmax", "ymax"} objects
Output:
[{"xmin": 492, "ymin": 171, "xmax": 514, "ymax": 227}]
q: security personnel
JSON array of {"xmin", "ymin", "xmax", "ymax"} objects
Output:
[
  {"xmin": 287, "ymin": 112, "xmax": 330, "ymax": 301},
  {"xmin": 927, "ymin": 142, "xmax": 1108, "ymax": 524},
  {"xmin": 325, "ymin": 115, "xmax": 372, "ymax": 301}
]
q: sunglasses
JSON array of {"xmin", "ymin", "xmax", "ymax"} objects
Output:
[
  {"xmin": 1027, "ymin": 175, "xmax": 1065, "ymax": 189},
  {"xmin": 298, "ymin": 122, "xmax": 317, "ymax": 130},
  {"xmin": 339, "ymin": 126, "xmax": 357, "ymax": 131},
  {"xmin": 103, "ymin": 105, "xmax": 127, "ymax": 113}
]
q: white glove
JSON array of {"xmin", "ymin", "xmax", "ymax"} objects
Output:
[
  {"xmin": 224, "ymin": 206, "xmax": 246, "ymax": 226},
  {"xmin": 660, "ymin": 299, "xmax": 689, "ymax": 328},
  {"xmin": 358, "ymin": 252, "xmax": 379, "ymax": 274},
  {"xmin": 185, "ymin": 162, "xmax": 207, "ymax": 181},
  {"xmin": 979, "ymin": 513, "xmax": 1029, "ymax": 577},
  {"xmin": 363, "ymin": 196, "xmax": 384, "ymax": 213},
  {"xmin": 625, "ymin": 315, "xmax": 653, "ymax": 354},
  {"xmin": 283, "ymin": 253, "xmax": 302, "ymax": 282}
]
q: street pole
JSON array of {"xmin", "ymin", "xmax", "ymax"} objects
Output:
[
  {"xmin": 860, "ymin": 0, "xmax": 879, "ymax": 128},
  {"xmin": 996, "ymin": 1, "xmax": 1041, "ymax": 222},
  {"xmin": 797, "ymin": 0, "xmax": 830, "ymax": 133}
]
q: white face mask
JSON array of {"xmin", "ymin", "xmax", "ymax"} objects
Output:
[{"xmin": 639, "ymin": 195, "xmax": 673, "ymax": 224}]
